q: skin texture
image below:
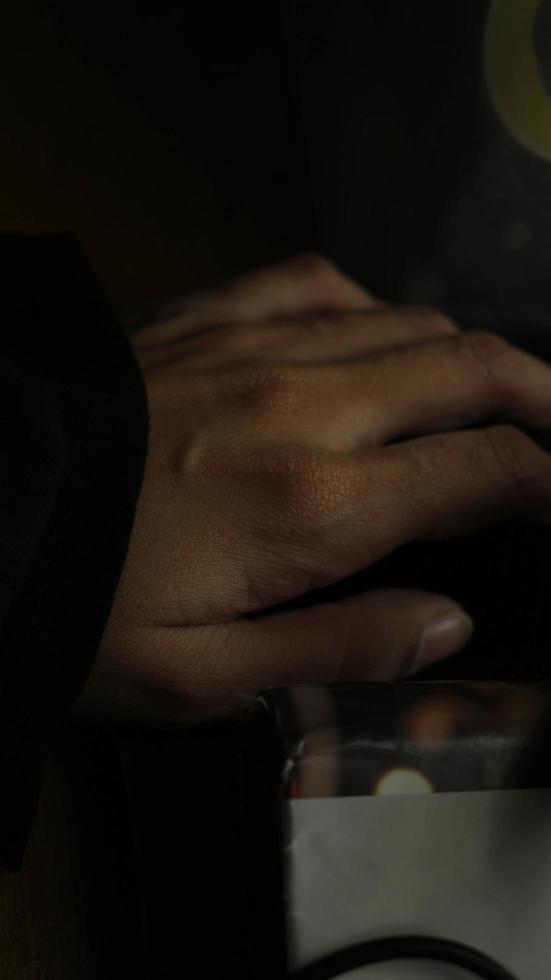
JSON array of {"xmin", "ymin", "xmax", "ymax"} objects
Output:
[{"xmin": 74, "ymin": 254, "xmax": 551, "ymax": 725}]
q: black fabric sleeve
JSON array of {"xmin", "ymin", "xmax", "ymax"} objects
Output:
[{"xmin": 0, "ymin": 233, "xmax": 148, "ymax": 867}]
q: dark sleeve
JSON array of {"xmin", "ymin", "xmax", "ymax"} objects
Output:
[{"xmin": 0, "ymin": 233, "xmax": 148, "ymax": 867}]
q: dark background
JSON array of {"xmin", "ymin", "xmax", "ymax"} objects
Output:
[{"xmin": 0, "ymin": 2, "xmax": 316, "ymax": 307}]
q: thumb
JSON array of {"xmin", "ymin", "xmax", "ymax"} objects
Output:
[
  {"xmin": 225, "ymin": 589, "xmax": 474, "ymax": 692},
  {"xmin": 84, "ymin": 591, "xmax": 474, "ymax": 727}
]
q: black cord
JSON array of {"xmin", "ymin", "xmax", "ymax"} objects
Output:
[{"xmin": 288, "ymin": 935, "xmax": 520, "ymax": 980}]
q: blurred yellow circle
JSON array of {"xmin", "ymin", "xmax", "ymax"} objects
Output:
[{"xmin": 485, "ymin": 0, "xmax": 551, "ymax": 161}]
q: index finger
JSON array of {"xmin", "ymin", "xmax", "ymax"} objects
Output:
[{"xmin": 135, "ymin": 254, "xmax": 383, "ymax": 346}]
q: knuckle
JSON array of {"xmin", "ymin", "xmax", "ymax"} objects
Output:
[
  {"xmin": 482, "ymin": 424, "xmax": 546, "ymax": 500},
  {"xmin": 267, "ymin": 446, "xmax": 345, "ymax": 522},
  {"xmin": 289, "ymin": 252, "xmax": 348, "ymax": 304},
  {"xmin": 291, "ymin": 252, "xmax": 337, "ymax": 280},
  {"xmin": 461, "ymin": 330, "xmax": 514, "ymax": 384},
  {"xmin": 401, "ymin": 305, "xmax": 459, "ymax": 338}
]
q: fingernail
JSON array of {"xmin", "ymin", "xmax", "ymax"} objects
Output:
[{"xmin": 410, "ymin": 611, "xmax": 475, "ymax": 676}]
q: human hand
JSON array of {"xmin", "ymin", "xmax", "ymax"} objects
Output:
[{"xmin": 75, "ymin": 255, "xmax": 551, "ymax": 724}]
